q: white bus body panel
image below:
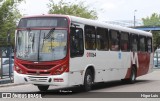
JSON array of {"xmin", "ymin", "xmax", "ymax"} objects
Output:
[
  {"xmin": 69, "ymin": 51, "xmax": 131, "ymax": 85},
  {"xmin": 14, "ymin": 71, "xmax": 69, "ymax": 86},
  {"xmin": 69, "ymin": 51, "xmax": 153, "ymax": 85}
]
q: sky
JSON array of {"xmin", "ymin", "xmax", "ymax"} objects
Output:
[{"xmin": 18, "ymin": 0, "xmax": 160, "ymax": 22}]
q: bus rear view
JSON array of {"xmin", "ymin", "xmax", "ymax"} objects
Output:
[{"xmin": 14, "ymin": 15, "xmax": 70, "ymax": 91}]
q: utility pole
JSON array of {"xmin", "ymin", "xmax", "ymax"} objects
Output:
[{"xmin": 134, "ymin": 10, "xmax": 137, "ymax": 27}]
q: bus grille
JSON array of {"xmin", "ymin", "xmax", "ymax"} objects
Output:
[
  {"xmin": 23, "ymin": 64, "xmax": 54, "ymax": 70},
  {"xmin": 27, "ymin": 71, "xmax": 51, "ymax": 75},
  {"xmin": 27, "ymin": 76, "xmax": 48, "ymax": 82}
]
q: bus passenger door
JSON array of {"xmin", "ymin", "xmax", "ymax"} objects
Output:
[
  {"xmin": 70, "ymin": 27, "xmax": 84, "ymax": 58},
  {"xmin": 69, "ymin": 25, "xmax": 85, "ymax": 85}
]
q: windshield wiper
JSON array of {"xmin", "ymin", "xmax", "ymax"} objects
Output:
[{"xmin": 44, "ymin": 28, "xmax": 55, "ymax": 39}]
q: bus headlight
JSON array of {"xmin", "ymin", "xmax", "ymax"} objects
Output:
[
  {"xmin": 53, "ymin": 65, "xmax": 67, "ymax": 75},
  {"xmin": 15, "ymin": 66, "xmax": 23, "ymax": 74},
  {"xmin": 16, "ymin": 66, "xmax": 20, "ymax": 70}
]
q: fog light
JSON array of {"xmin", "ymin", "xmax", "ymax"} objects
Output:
[{"xmin": 16, "ymin": 66, "xmax": 20, "ymax": 70}]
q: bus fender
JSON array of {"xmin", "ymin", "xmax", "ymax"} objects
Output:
[{"xmin": 82, "ymin": 64, "xmax": 95, "ymax": 84}]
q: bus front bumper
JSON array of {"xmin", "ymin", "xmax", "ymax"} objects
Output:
[{"xmin": 14, "ymin": 71, "xmax": 69, "ymax": 86}]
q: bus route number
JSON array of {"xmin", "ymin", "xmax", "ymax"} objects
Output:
[{"xmin": 87, "ymin": 52, "xmax": 96, "ymax": 57}]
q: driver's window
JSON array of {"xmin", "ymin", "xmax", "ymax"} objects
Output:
[{"xmin": 70, "ymin": 27, "xmax": 84, "ymax": 57}]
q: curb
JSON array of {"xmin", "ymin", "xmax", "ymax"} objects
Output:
[
  {"xmin": 0, "ymin": 78, "xmax": 27, "ymax": 87},
  {"xmin": 0, "ymin": 83, "xmax": 27, "ymax": 87},
  {"xmin": 0, "ymin": 78, "xmax": 12, "ymax": 84}
]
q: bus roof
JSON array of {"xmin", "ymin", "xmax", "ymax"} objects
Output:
[
  {"xmin": 21, "ymin": 14, "xmax": 152, "ymax": 37},
  {"xmin": 69, "ymin": 15, "xmax": 152, "ymax": 37}
]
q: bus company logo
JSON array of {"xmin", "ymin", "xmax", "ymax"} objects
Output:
[
  {"xmin": 36, "ymin": 71, "xmax": 40, "ymax": 75},
  {"xmin": 86, "ymin": 52, "xmax": 96, "ymax": 57},
  {"xmin": 2, "ymin": 93, "xmax": 11, "ymax": 98}
]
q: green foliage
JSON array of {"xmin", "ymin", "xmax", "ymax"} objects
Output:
[
  {"xmin": 142, "ymin": 13, "xmax": 160, "ymax": 26},
  {"xmin": 48, "ymin": 0, "xmax": 98, "ymax": 20},
  {"xmin": 152, "ymin": 31, "xmax": 160, "ymax": 50},
  {"xmin": 0, "ymin": 0, "xmax": 23, "ymax": 47},
  {"xmin": 142, "ymin": 13, "xmax": 160, "ymax": 50}
]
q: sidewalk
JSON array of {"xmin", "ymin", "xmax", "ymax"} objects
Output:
[
  {"xmin": 0, "ymin": 76, "xmax": 15, "ymax": 87},
  {"xmin": 0, "ymin": 77, "xmax": 13, "ymax": 85},
  {"xmin": 0, "ymin": 78, "xmax": 26, "ymax": 87}
]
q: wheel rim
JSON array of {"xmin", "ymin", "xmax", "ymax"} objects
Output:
[
  {"xmin": 87, "ymin": 74, "xmax": 92, "ymax": 86},
  {"xmin": 131, "ymin": 71, "xmax": 135, "ymax": 81}
]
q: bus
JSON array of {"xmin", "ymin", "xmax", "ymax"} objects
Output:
[{"xmin": 14, "ymin": 14, "xmax": 153, "ymax": 91}]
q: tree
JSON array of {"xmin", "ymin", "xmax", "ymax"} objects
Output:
[
  {"xmin": 0, "ymin": 0, "xmax": 23, "ymax": 47},
  {"xmin": 142, "ymin": 13, "xmax": 160, "ymax": 26},
  {"xmin": 142, "ymin": 13, "xmax": 160, "ymax": 50},
  {"xmin": 48, "ymin": 0, "xmax": 98, "ymax": 20}
]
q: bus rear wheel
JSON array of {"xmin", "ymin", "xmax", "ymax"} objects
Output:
[
  {"xmin": 37, "ymin": 85, "xmax": 49, "ymax": 91},
  {"xmin": 122, "ymin": 67, "xmax": 137, "ymax": 84},
  {"xmin": 129, "ymin": 67, "xmax": 136, "ymax": 83},
  {"xmin": 83, "ymin": 69, "xmax": 93, "ymax": 91}
]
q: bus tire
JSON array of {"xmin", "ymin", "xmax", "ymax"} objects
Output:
[
  {"xmin": 83, "ymin": 69, "xmax": 93, "ymax": 91},
  {"xmin": 128, "ymin": 67, "xmax": 136, "ymax": 84},
  {"xmin": 37, "ymin": 85, "xmax": 49, "ymax": 91}
]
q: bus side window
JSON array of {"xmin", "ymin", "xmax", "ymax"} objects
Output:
[
  {"xmin": 120, "ymin": 32, "xmax": 129, "ymax": 51},
  {"xmin": 147, "ymin": 37, "xmax": 152, "ymax": 52},
  {"xmin": 85, "ymin": 25, "xmax": 96, "ymax": 50},
  {"xmin": 70, "ymin": 27, "xmax": 84, "ymax": 57},
  {"xmin": 131, "ymin": 34, "xmax": 138, "ymax": 52},
  {"xmin": 109, "ymin": 30, "xmax": 120, "ymax": 51},
  {"xmin": 139, "ymin": 36, "xmax": 146, "ymax": 52},
  {"xmin": 96, "ymin": 27, "xmax": 109, "ymax": 51}
]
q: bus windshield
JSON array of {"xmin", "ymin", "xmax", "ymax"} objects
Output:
[{"xmin": 16, "ymin": 29, "xmax": 67, "ymax": 61}]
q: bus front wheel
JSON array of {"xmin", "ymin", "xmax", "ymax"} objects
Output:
[
  {"xmin": 83, "ymin": 69, "xmax": 93, "ymax": 91},
  {"xmin": 37, "ymin": 85, "xmax": 49, "ymax": 91}
]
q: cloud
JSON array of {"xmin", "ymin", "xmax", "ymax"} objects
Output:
[
  {"xmin": 103, "ymin": 2, "xmax": 116, "ymax": 10},
  {"xmin": 18, "ymin": 0, "xmax": 160, "ymax": 22}
]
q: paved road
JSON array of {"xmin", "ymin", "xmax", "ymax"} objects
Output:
[{"xmin": 0, "ymin": 69, "xmax": 160, "ymax": 98}]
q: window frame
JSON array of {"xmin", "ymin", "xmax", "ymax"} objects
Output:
[
  {"xmin": 120, "ymin": 31, "xmax": 130, "ymax": 52},
  {"xmin": 146, "ymin": 37, "xmax": 152, "ymax": 52},
  {"xmin": 109, "ymin": 29, "xmax": 120, "ymax": 51},
  {"xmin": 130, "ymin": 34, "xmax": 139, "ymax": 52},
  {"xmin": 70, "ymin": 27, "xmax": 84, "ymax": 58},
  {"xmin": 84, "ymin": 25, "xmax": 96, "ymax": 50},
  {"xmin": 96, "ymin": 27, "xmax": 109, "ymax": 51},
  {"xmin": 139, "ymin": 35, "xmax": 146, "ymax": 52}
]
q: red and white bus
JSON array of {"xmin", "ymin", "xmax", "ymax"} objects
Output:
[{"xmin": 14, "ymin": 14, "xmax": 153, "ymax": 91}]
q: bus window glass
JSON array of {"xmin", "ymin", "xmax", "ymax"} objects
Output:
[
  {"xmin": 131, "ymin": 34, "xmax": 138, "ymax": 52},
  {"xmin": 121, "ymin": 32, "xmax": 129, "ymax": 51},
  {"xmin": 147, "ymin": 37, "xmax": 152, "ymax": 52},
  {"xmin": 110, "ymin": 30, "xmax": 120, "ymax": 51},
  {"xmin": 139, "ymin": 36, "xmax": 146, "ymax": 52},
  {"xmin": 85, "ymin": 25, "xmax": 96, "ymax": 50},
  {"xmin": 96, "ymin": 28, "xmax": 109, "ymax": 50},
  {"xmin": 16, "ymin": 29, "xmax": 68, "ymax": 61},
  {"xmin": 70, "ymin": 27, "xmax": 84, "ymax": 57}
]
